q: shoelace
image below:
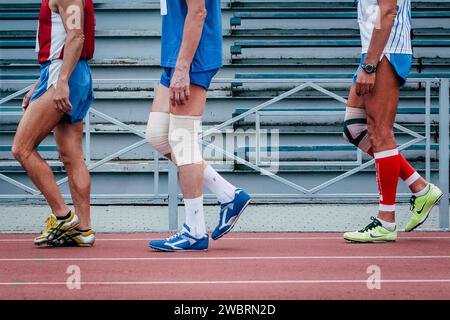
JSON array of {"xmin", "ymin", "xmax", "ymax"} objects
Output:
[
  {"xmin": 410, "ymin": 196, "xmax": 417, "ymax": 211},
  {"xmin": 42, "ymin": 215, "xmax": 57, "ymax": 234},
  {"xmin": 166, "ymin": 231, "xmax": 184, "ymax": 241},
  {"xmin": 359, "ymin": 216, "xmax": 381, "ymax": 233}
]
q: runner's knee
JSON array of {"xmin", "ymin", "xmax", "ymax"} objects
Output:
[
  {"xmin": 343, "ymin": 107, "xmax": 371, "ymax": 153},
  {"xmin": 11, "ymin": 142, "xmax": 33, "ymax": 163},
  {"xmin": 58, "ymin": 146, "xmax": 84, "ymax": 168},
  {"xmin": 146, "ymin": 112, "xmax": 172, "ymax": 156},
  {"xmin": 168, "ymin": 114, "xmax": 203, "ymax": 166}
]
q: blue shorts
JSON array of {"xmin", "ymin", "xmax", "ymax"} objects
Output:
[
  {"xmin": 30, "ymin": 59, "xmax": 94, "ymax": 124},
  {"xmin": 160, "ymin": 67, "xmax": 219, "ymax": 90},
  {"xmin": 353, "ymin": 53, "xmax": 413, "ymax": 87}
]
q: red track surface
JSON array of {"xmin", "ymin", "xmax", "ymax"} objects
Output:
[{"xmin": 0, "ymin": 232, "xmax": 449, "ymax": 300}]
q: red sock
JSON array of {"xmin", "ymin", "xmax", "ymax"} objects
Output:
[
  {"xmin": 368, "ymin": 147, "xmax": 419, "ymax": 185},
  {"xmin": 398, "ymin": 155, "xmax": 419, "ymax": 186},
  {"xmin": 374, "ymin": 149, "xmax": 401, "ymax": 212}
]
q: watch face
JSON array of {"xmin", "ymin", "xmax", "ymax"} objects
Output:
[{"xmin": 365, "ymin": 65, "xmax": 375, "ymax": 73}]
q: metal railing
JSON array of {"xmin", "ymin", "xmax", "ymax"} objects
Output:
[{"xmin": 0, "ymin": 77, "xmax": 449, "ymax": 230}]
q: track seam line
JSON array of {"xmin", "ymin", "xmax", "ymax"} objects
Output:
[{"xmin": 2, "ymin": 279, "xmax": 450, "ymax": 286}]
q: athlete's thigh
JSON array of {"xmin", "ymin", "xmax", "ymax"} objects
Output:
[
  {"xmin": 53, "ymin": 122, "xmax": 84, "ymax": 160},
  {"xmin": 151, "ymin": 84, "xmax": 171, "ymax": 113},
  {"xmin": 170, "ymin": 84, "xmax": 207, "ymax": 116},
  {"xmin": 13, "ymin": 86, "xmax": 63, "ymax": 150},
  {"xmin": 364, "ymin": 57, "xmax": 400, "ymax": 127}
]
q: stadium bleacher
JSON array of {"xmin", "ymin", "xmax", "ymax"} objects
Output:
[{"xmin": 0, "ymin": 0, "xmax": 449, "ymax": 202}]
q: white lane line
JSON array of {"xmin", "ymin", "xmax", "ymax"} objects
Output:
[
  {"xmin": 1, "ymin": 236, "xmax": 450, "ymax": 242},
  {"xmin": 1, "ymin": 255, "xmax": 450, "ymax": 262},
  {"xmin": 1, "ymin": 279, "xmax": 450, "ymax": 286}
]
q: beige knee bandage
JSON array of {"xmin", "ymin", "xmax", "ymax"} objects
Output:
[
  {"xmin": 168, "ymin": 114, "xmax": 203, "ymax": 166},
  {"xmin": 146, "ymin": 112, "xmax": 172, "ymax": 156},
  {"xmin": 343, "ymin": 107, "xmax": 372, "ymax": 153}
]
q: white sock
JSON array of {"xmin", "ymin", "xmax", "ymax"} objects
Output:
[
  {"xmin": 203, "ymin": 165, "xmax": 237, "ymax": 203},
  {"xmin": 378, "ymin": 218, "xmax": 396, "ymax": 232},
  {"xmin": 413, "ymin": 183, "xmax": 430, "ymax": 197},
  {"xmin": 404, "ymin": 172, "xmax": 420, "ymax": 186},
  {"xmin": 184, "ymin": 196, "xmax": 206, "ymax": 237}
]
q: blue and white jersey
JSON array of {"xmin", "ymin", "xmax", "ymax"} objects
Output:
[{"xmin": 358, "ymin": 0, "xmax": 412, "ymax": 54}]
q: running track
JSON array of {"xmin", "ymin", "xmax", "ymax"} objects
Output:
[{"xmin": 0, "ymin": 232, "xmax": 449, "ymax": 300}]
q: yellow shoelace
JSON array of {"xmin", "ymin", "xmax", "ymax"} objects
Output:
[{"xmin": 42, "ymin": 215, "xmax": 58, "ymax": 234}]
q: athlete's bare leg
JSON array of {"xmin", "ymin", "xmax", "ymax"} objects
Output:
[
  {"xmin": 363, "ymin": 57, "xmax": 401, "ymax": 222},
  {"xmin": 347, "ymin": 73, "xmax": 428, "ymax": 196},
  {"xmin": 54, "ymin": 122, "xmax": 91, "ymax": 229},
  {"xmin": 12, "ymin": 87, "xmax": 70, "ymax": 217}
]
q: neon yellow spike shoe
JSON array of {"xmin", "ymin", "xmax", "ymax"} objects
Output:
[
  {"xmin": 34, "ymin": 211, "xmax": 80, "ymax": 246},
  {"xmin": 344, "ymin": 217, "xmax": 397, "ymax": 243},
  {"xmin": 51, "ymin": 228, "xmax": 96, "ymax": 247},
  {"xmin": 405, "ymin": 184, "xmax": 443, "ymax": 232}
]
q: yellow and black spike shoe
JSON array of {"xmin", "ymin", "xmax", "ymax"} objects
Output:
[
  {"xmin": 34, "ymin": 211, "xmax": 80, "ymax": 246},
  {"xmin": 405, "ymin": 184, "xmax": 443, "ymax": 232},
  {"xmin": 50, "ymin": 228, "xmax": 96, "ymax": 247}
]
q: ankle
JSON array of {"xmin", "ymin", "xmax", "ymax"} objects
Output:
[
  {"xmin": 76, "ymin": 226, "xmax": 92, "ymax": 232},
  {"xmin": 377, "ymin": 213, "xmax": 397, "ymax": 232},
  {"xmin": 377, "ymin": 217, "xmax": 397, "ymax": 232},
  {"xmin": 77, "ymin": 221, "xmax": 92, "ymax": 230},
  {"xmin": 409, "ymin": 178, "xmax": 429, "ymax": 194},
  {"xmin": 55, "ymin": 209, "xmax": 72, "ymax": 220},
  {"xmin": 377, "ymin": 211, "xmax": 396, "ymax": 223}
]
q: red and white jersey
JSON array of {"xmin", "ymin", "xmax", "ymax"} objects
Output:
[{"xmin": 36, "ymin": 0, "xmax": 95, "ymax": 64}]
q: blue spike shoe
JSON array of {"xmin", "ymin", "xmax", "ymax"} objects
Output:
[
  {"xmin": 211, "ymin": 189, "xmax": 251, "ymax": 240},
  {"xmin": 149, "ymin": 224, "xmax": 209, "ymax": 252}
]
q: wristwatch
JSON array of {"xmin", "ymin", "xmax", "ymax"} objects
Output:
[{"xmin": 361, "ymin": 63, "xmax": 377, "ymax": 74}]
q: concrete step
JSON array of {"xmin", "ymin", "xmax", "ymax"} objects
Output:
[
  {"xmin": 1, "ymin": 82, "xmax": 443, "ymax": 100},
  {"xmin": 0, "ymin": 98, "xmax": 444, "ymax": 128},
  {"xmin": 0, "ymin": 57, "xmax": 450, "ymax": 79},
  {"xmin": 0, "ymin": 127, "xmax": 440, "ymax": 162},
  {"xmin": 229, "ymin": 1, "xmax": 450, "ymax": 11},
  {"xmin": 0, "ymin": 169, "xmax": 441, "ymax": 204},
  {"xmin": 0, "ymin": 203, "xmax": 445, "ymax": 233},
  {"xmin": 231, "ymin": 27, "xmax": 450, "ymax": 39},
  {"xmin": 230, "ymin": 40, "xmax": 450, "ymax": 60},
  {"xmin": 230, "ymin": 10, "xmax": 450, "ymax": 30},
  {"xmin": 0, "ymin": 2, "xmax": 234, "ymax": 33}
]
